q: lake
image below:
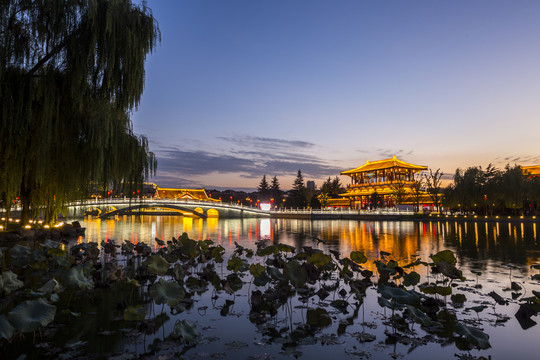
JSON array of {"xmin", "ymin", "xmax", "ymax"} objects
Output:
[{"xmin": 68, "ymin": 215, "xmax": 540, "ymax": 360}]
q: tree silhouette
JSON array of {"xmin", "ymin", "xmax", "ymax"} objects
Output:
[{"xmin": 0, "ymin": 0, "xmax": 160, "ymax": 223}]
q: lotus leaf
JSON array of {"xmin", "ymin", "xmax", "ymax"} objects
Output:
[
  {"xmin": 224, "ymin": 273, "xmax": 243, "ymax": 294},
  {"xmin": 149, "ymin": 278, "xmax": 185, "ymax": 307},
  {"xmin": 306, "ymin": 308, "xmax": 332, "ymax": 328},
  {"xmin": 227, "ymin": 256, "xmax": 245, "ymax": 273},
  {"xmin": 179, "ymin": 237, "xmax": 199, "ymax": 258},
  {"xmin": 121, "ymin": 240, "xmax": 135, "ymax": 255},
  {"xmin": 0, "ymin": 315, "xmax": 15, "ymax": 340},
  {"xmin": 38, "ymin": 278, "xmax": 63, "ymax": 294},
  {"xmin": 377, "ymin": 296, "xmax": 405, "ymax": 309},
  {"xmin": 266, "ymin": 266, "xmax": 283, "ymax": 281},
  {"xmin": 403, "ymin": 271, "xmax": 421, "ymax": 287},
  {"xmin": 435, "ymin": 260, "xmax": 464, "ymax": 280},
  {"xmin": 253, "ymin": 272, "xmax": 271, "ymax": 287},
  {"xmin": 211, "ymin": 245, "xmax": 225, "ymax": 262},
  {"xmin": 144, "ymin": 254, "xmax": 170, "ymax": 276},
  {"xmin": 284, "ymin": 260, "xmax": 308, "ymax": 288},
  {"xmin": 451, "ymin": 294, "xmax": 467, "ymax": 304},
  {"xmin": 431, "ymin": 250, "xmax": 456, "ymax": 265},
  {"xmin": 277, "ymin": 243, "xmax": 295, "ymax": 253},
  {"xmin": 65, "ymin": 266, "xmax": 93, "ymax": 289},
  {"xmin": 350, "ymin": 251, "xmax": 368, "ymax": 264},
  {"xmin": 407, "ymin": 305, "xmax": 436, "ymax": 326},
  {"xmin": 379, "ymin": 284, "xmax": 419, "ymax": 305},
  {"xmin": 1, "ymin": 270, "xmax": 24, "ymax": 294},
  {"xmin": 174, "ymin": 319, "xmax": 199, "ymax": 343},
  {"xmin": 257, "ymin": 245, "xmax": 278, "ymax": 256},
  {"xmin": 8, "ymin": 298, "xmax": 56, "ymax": 333},
  {"xmin": 123, "ymin": 306, "xmax": 145, "ymax": 321},
  {"xmin": 455, "ymin": 322, "xmax": 491, "ymax": 350},
  {"xmin": 41, "ymin": 239, "xmax": 60, "ymax": 248},
  {"xmin": 419, "ymin": 284, "xmax": 452, "ymax": 296},
  {"xmin": 249, "ymin": 263, "xmax": 266, "ymax": 277},
  {"xmin": 307, "ymin": 252, "xmax": 331, "ymax": 268}
]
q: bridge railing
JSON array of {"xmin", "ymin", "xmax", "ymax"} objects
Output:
[{"xmin": 68, "ymin": 198, "xmax": 414, "ymax": 216}]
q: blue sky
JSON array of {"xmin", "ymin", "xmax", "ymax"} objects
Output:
[{"xmin": 132, "ymin": 0, "xmax": 540, "ymax": 190}]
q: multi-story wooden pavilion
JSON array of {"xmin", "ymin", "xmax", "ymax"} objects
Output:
[
  {"xmin": 338, "ymin": 155, "xmax": 429, "ymax": 208},
  {"xmin": 156, "ymin": 188, "xmax": 220, "ymax": 202},
  {"xmin": 522, "ymin": 165, "xmax": 540, "ymax": 177}
]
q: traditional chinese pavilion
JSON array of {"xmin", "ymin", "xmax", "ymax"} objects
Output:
[
  {"xmin": 156, "ymin": 188, "xmax": 220, "ymax": 202},
  {"xmin": 339, "ymin": 155, "xmax": 429, "ymax": 208},
  {"xmin": 521, "ymin": 165, "xmax": 540, "ymax": 177}
]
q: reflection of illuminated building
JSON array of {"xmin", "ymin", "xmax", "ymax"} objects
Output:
[{"xmin": 338, "ymin": 155, "xmax": 431, "ymax": 208}]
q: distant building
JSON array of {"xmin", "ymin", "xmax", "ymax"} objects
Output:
[
  {"xmin": 522, "ymin": 165, "xmax": 540, "ymax": 177},
  {"xmin": 156, "ymin": 188, "xmax": 219, "ymax": 202},
  {"xmin": 306, "ymin": 180, "xmax": 315, "ymax": 191}
]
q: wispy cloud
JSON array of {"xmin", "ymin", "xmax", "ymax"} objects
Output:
[{"xmin": 218, "ymin": 136, "xmax": 315, "ymax": 150}]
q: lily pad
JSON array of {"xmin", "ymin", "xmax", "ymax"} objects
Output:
[
  {"xmin": 123, "ymin": 306, "xmax": 145, "ymax": 321},
  {"xmin": 0, "ymin": 315, "xmax": 15, "ymax": 340},
  {"xmin": 65, "ymin": 266, "xmax": 93, "ymax": 289},
  {"xmin": 350, "ymin": 251, "xmax": 368, "ymax": 264},
  {"xmin": 284, "ymin": 260, "xmax": 308, "ymax": 288},
  {"xmin": 8, "ymin": 298, "xmax": 56, "ymax": 333},
  {"xmin": 1, "ymin": 270, "xmax": 24, "ymax": 294},
  {"xmin": 144, "ymin": 254, "xmax": 170, "ymax": 276},
  {"xmin": 306, "ymin": 307, "xmax": 332, "ymax": 328},
  {"xmin": 455, "ymin": 322, "xmax": 491, "ymax": 350},
  {"xmin": 174, "ymin": 319, "xmax": 199, "ymax": 343},
  {"xmin": 149, "ymin": 278, "xmax": 185, "ymax": 307}
]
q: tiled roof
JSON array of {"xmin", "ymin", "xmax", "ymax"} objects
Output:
[{"xmin": 341, "ymin": 156, "xmax": 427, "ymax": 175}]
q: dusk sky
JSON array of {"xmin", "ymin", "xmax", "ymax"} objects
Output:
[{"xmin": 132, "ymin": 0, "xmax": 540, "ymax": 191}]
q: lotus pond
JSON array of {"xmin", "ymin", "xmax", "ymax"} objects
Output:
[{"xmin": 1, "ymin": 216, "xmax": 539, "ymax": 360}]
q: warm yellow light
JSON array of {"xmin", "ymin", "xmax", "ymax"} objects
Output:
[
  {"xmin": 1, "ymin": 217, "xmax": 5, "ymax": 221},
  {"xmin": 44, "ymin": 225, "xmax": 50, "ymax": 228},
  {"xmin": 520, "ymin": 216, "xmax": 524, "ymax": 219},
  {"xmin": 15, "ymin": 219, "xmax": 20, "ymax": 223},
  {"xmin": 0, "ymin": 225, "xmax": 3, "ymax": 230},
  {"xmin": 8, "ymin": 218, "xmax": 12, "ymax": 222},
  {"xmin": 24, "ymin": 225, "xmax": 31, "ymax": 229},
  {"xmin": 485, "ymin": 216, "xmax": 488, "ymax": 219},
  {"xmin": 474, "ymin": 215, "xmax": 477, "ymax": 218},
  {"xmin": 496, "ymin": 216, "xmax": 499, "ymax": 219},
  {"xmin": 38, "ymin": 220, "xmax": 43, "ymax": 224},
  {"xmin": 508, "ymin": 216, "xmax": 511, "ymax": 219}
]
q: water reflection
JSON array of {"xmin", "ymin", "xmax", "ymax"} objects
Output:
[{"xmin": 81, "ymin": 216, "xmax": 540, "ymax": 275}]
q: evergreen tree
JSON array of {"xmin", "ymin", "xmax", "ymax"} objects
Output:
[
  {"xmin": 258, "ymin": 175, "xmax": 270, "ymax": 194},
  {"xmin": 289, "ymin": 170, "xmax": 307, "ymax": 208},
  {"xmin": 293, "ymin": 170, "xmax": 305, "ymax": 191},
  {"xmin": 270, "ymin": 176, "xmax": 281, "ymax": 205},
  {"xmin": 0, "ymin": 0, "xmax": 160, "ymax": 223}
]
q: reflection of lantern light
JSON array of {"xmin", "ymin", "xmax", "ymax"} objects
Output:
[{"xmin": 260, "ymin": 219, "xmax": 271, "ymax": 238}]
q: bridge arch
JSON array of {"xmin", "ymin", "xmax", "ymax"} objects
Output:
[
  {"xmin": 84, "ymin": 207, "xmax": 102, "ymax": 216},
  {"xmin": 100, "ymin": 204, "xmax": 207, "ymax": 219},
  {"xmin": 207, "ymin": 208, "xmax": 219, "ymax": 218}
]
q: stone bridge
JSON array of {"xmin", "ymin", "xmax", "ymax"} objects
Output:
[{"xmin": 67, "ymin": 198, "xmax": 270, "ymax": 219}]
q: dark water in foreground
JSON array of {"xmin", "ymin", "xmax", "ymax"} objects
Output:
[{"xmin": 69, "ymin": 216, "xmax": 540, "ymax": 360}]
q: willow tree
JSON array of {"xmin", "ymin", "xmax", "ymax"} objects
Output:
[{"xmin": 0, "ymin": 0, "xmax": 159, "ymax": 224}]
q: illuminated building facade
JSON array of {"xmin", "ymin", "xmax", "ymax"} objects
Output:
[
  {"xmin": 339, "ymin": 155, "xmax": 430, "ymax": 208},
  {"xmin": 156, "ymin": 188, "xmax": 220, "ymax": 202},
  {"xmin": 522, "ymin": 165, "xmax": 540, "ymax": 177}
]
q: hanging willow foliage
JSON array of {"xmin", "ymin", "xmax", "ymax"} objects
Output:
[{"xmin": 0, "ymin": 0, "xmax": 160, "ymax": 223}]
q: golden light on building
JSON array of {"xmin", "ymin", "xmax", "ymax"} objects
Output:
[{"xmin": 335, "ymin": 155, "xmax": 430, "ymax": 208}]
